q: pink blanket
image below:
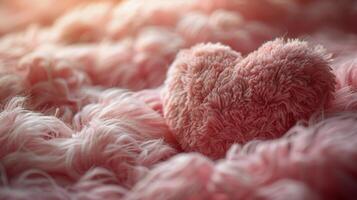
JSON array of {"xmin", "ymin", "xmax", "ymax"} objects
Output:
[{"xmin": 0, "ymin": 0, "xmax": 357, "ymax": 199}]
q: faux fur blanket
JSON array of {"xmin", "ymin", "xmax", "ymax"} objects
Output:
[{"xmin": 0, "ymin": 0, "xmax": 357, "ymax": 199}]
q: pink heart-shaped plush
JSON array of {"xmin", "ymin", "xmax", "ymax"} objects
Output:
[{"xmin": 162, "ymin": 38, "xmax": 335, "ymax": 158}]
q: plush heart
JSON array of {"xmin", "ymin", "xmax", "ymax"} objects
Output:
[{"xmin": 162, "ymin": 38, "xmax": 335, "ymax": 158}]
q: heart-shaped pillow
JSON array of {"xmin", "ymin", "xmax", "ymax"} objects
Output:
[{"xmin": 162, "ymin": 38, "xmax": 335, "ymax": 158}]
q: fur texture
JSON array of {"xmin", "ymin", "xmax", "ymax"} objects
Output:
[
  {"xmin": 0, "ymin": 0, "xmax": 357, "ymax": 199},
  {"xmin": 162, "ymin": 39, "xmax": 335, "ymax": 158},
  {"xmin": 127, "ymin": 113, "xmax": 357, "ymax": 200}
]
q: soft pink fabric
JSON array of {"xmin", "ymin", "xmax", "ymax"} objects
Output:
[
  {"xmin": 128, "ymin": 113, "xmax": 357, "ymax": 200},
  {"xmin": 0, "ymin": 0, "xmax": 357, "ymax": 199},
  {"xmin": 162, "ymin": 39, "xmax": 335, "ymax": 158},
  {"xmin": 0, "ymin": 0, "xmax": 120, "ymax": 36}
]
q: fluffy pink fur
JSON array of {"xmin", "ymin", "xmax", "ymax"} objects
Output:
[
  {"xmin": 162, "ymin": 39, "xmax": 335, "ymax": 158},
  {"xmin": 0, "ymin": 0, "xmax": 357, "ymax": 199},
  {"xmin": 128, "ymin": 113, "xmax": 357, "ymax": 200},
  {"xmin": 0, "ymin": 96, "xmax": 176, "ymax": 191},
  {"xmin": 2, "ymin": 0, "xmax": 355, "ymax": 90},
  {"xmin": 0, "ymin": 0, "xmax": 120, "ymax": 36}
]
